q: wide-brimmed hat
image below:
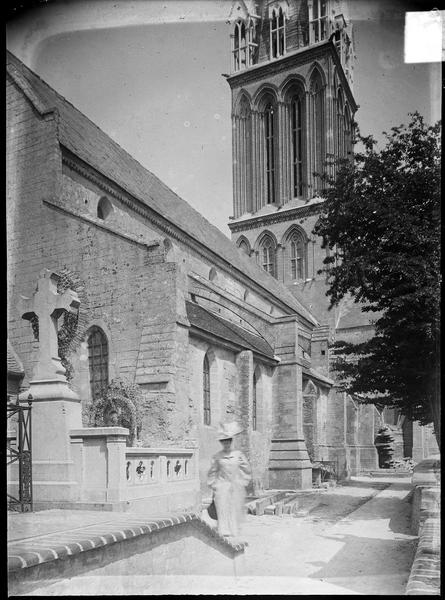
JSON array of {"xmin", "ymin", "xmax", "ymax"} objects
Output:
[{"xmin": 217, "ymin": 421, "xmax": 244, "ymax": 441}]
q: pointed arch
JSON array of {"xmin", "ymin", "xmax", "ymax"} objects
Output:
[
  {"xmin": 252, "ymin": 84, "xmax": 279, "ymax": 110},
  {"xmin": 308, "ymin": 62, "xmax": 327, "ymax": 88},
  {"xmin": 236, "ymin": 235, "xmax": 252, "ymax": 256},
  {"xmin": 280, "ymin": 75, "xmax": 307, "ymax": 101},
  {"xmin": 255, "ymin": 231, "xmax": 278, "ymax": 278},
  {"xmin": 234, "ymin": 90, "xmax": 252, "ymax": 116},
  {"xmin": 309, "ymin": 65, "xmax": 326, "ymax": 195}
]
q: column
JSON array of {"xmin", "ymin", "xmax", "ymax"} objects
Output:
[
  {"xmin": 305, "ymin": 90, "xmax": 314, "ymax": 197},
  {"xmin": 278, "ymin": 101, "xmax": 291, "ymax": 205},
  {"xmin": 232, "ymin": 114, "xmax": 240, "ymax": 217},
  {"xmin": 251, "ymin": 110, "xmax": 259, "ymax": 212}
]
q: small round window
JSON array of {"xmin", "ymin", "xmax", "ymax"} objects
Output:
[{"xmin": 97, "ymin": 197, "xmax": 113, "ymax": 220}]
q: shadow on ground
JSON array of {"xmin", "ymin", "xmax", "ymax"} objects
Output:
[{"xmin": 307, "ymin": 533, "xmax": 416, "ymax": 594}]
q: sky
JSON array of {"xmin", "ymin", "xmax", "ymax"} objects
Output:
[{"xmin": 6, "ymin": 0, "xmax": 442, "ymax": 236}]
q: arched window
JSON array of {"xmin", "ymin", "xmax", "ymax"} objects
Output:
[
  {"xmin": 233, "ymin": 19, "xmax": 256, "ymax": 71},
  {"xmin": 336, "ymin": 89, "xmax": 345, "ymax": 162},
  {"xmin": 265, "ymin": 103, "xmax": 276, "ymax": 203},
  {"xmin": 291, "ymin": 95, "xmax": 304, "ymax": 197},
  {"xmin": 87, "ymin": 327, "xmax": 109, "ymax": 401},
  {"xmin": 290, "ymin": 236, "xmax": 305, "ymax": 280},
  {"xmin": 310, "ymin": 0, "xmax": 328, "ymax": 43},
  {"xmin": 270, "ymin": 7, "xmax": 286, "ymax": 58},
  {"xmin": 344, "ymin": 104, "xmax": 352, "ymax": 158},
  {"xmin": 203, "ymin": 354, "xmax": 211, "ymax": 425},
  {"xmin": 310, "ymin": 71, "xmax": 325, "ymax": 193},
  {"xmin": 252, "ymin": 369, "xmax": 258, "ymax": 430},
  {"xmin": 97, "ymin": 197, "xmax": 113, "ymax": 220},
  {"xmin": 260, "ymin": 235, "xmax": 277, "ymax": 278}
]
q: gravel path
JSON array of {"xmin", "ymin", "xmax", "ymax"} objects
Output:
[{"xmin": 19, "ymin": 475, "xmax": 416, "ymax": 596}]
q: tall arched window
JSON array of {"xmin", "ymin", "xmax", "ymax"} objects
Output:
[
  {"xmin": 233, "ymin": 19, "xmax": 256, "ymax": 71},
  {"xmin": 310, "ymin": 0, "xmax": 328, "ymax": 43},
  {"xmin": 203, "ymin": 354, "xmax": 211, "ymax": 425},
  {"xmin": 284, "ymin": 227, "xmax": 307, "ymax": 281},
  {"xmin": 87, "ymin": 327, "xmax": 109, "ymax": 401},
  {"xmin": 336, "ymin": 89, "xmax": 345, "ymax": 161},
  {"xmin": 290, "ymin": 236, "xmax": 305, "ymax": 280},
  {"xmin": 291, "ymin": 95, "xmax": 304, "ymax": 197},
  {"xmin": 270, "ymin": 7, "xmax": 286, "ymax": 58},
  {"xmin": 310, "ymin": 71, "xmax": 325, "ymax": 193},
  {"xmin": 344, "ymin": 104, "xmax": 352, "ymax": 158},
  {"xmin": 265, "ymin": 103, "xmax": 276, "ymax": 203},
  {"xmin": 260, "ymin": 235, "xmax": 277, "ymax": 278},
  {"xmin": 252, "ymin": 369, "xmax": 258, "ymax": 430}
]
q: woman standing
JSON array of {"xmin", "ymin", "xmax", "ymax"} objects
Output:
[{"xmin": 207, "ymin": 421, "xmax": 251, "ymax": 538}]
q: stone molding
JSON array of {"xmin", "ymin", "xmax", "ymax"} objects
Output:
[{"xmin": 228, "ymin": 201, "xmax": 324, "ymax": 233}]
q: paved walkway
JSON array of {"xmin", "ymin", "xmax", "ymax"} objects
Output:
[{"xmin": 10, "ymin": 474, "xmax": 417, "ymax": 595}]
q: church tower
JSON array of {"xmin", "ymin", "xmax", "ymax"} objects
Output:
[{"xmin": 226, "ymin": 0, "xmax": 357, "ymax": 328}]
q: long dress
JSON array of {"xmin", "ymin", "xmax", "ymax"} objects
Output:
[{"xmin": 207, "ymin": 449, "xmax": 251, "ymax": 537}]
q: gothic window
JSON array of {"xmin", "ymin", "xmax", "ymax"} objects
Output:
[
  {"xmin": 252, "ymin": 368, "xmax": 258, "ymax": 430},
  {"xmin": 265, "ymin": 103, "xmax": 276, "ymax": 203},
  {"xmin": 291, "ymin": 95, "xmax": 304, "ymax": 197},
  {"xmin": 270, "ymin": 7, "xmax": 286, "ymax": 58},
  {"xmin": 203, "ymin": 354, "xmax": 211, "ymax": 425},
  {"xmin": 310, "ymin": 70, "xmax": 325, "ymax": 193},
  {"xmin": 233, "ymin": 19, "xmax": 257, "ymax": 71},
  {"xmin": 259, "ymin": 235, "xmax": 277, "ymax": 278},
  {"xmin": 291, "ymin": 237, "xmax": 305, "ymax": 280},
  {"xmin": 336, "ymin": 89, "xmax": 345, "ymax": 161},
  {"xmin": 310, "ymin": 0, "xmax": 328, "ymax": 43},
  {"xmin": 87, "ymin": 327, "xmax": 109, "ymax": 402},
  {"xmin": 344, "ymin": 104, "xmax": 352, "ymax": 158}
]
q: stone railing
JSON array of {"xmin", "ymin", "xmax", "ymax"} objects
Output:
[
  {"xmin": 125, "ymin": 447, "xmax": 194, "ymax": 486},
  {"xmin": 69, "ymin": 428, "xmax": 200, "ymax": 514},
  {"xmin": 406, "ymin": 456, "xmax": 440, "ymax": 596}
]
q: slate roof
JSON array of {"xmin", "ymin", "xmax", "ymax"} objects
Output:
[
  {"xmin": 186, "ymin": 301, "xmax": 277, "ymax": 361},
  {"xmin": 6, "ymin": 51, "xmax": 317, "ymax": 327},
  {"xmin": 7, "ymin": 340, "xmax": 24, "ymax": 376}
]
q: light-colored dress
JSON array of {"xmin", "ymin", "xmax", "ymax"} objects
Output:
[{"xmin": 207, "ymin": 449, "xmax": 251, "ymax": 536}]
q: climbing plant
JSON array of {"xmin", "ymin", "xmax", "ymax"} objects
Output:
[
  {"xmin": 56, "ymin": 269, "xmax": 88, "ymax": 381},
  {"xmin": 88, "ymin": 377, "xmax": 144, "ymax": 446}
]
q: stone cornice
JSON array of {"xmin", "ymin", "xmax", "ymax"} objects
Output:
[
  {"xmin": 226, "ymin": 39, "xmax": 357, "ymax": 112},
  {"xmin": 228, "ymin": 201, "xmax": 325, "ymax": 233}
]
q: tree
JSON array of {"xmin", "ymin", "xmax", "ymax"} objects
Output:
[{"xmin": 313, "ymin": 112, "xmax": 441, "ymax": 449}]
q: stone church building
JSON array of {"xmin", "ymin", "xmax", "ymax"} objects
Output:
[{"xmin": 7, "ymin": 0, "xmax": 436, "ymax": 510}]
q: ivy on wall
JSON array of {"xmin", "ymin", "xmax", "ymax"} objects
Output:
[{"xmin": 88, "ymin": 377, "xmax": 143, "ymax": 446}]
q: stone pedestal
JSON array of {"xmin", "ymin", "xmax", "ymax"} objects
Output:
[
  {"xmin": 19, "ymin": 379, "xmax": 82, "ymax": 508},
  {"xmin": 268, "ymin": 438, "xmax": 312, "ymax": 489}
]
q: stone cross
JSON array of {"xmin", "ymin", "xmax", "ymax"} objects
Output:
[{"xmin": 20, "ymin": 269, "xmax": 80, "ymax": 381}]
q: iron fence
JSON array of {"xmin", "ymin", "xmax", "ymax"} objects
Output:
[{"xmin": 7, "ymin": 394, "xmax": 33, "ymax": 512}]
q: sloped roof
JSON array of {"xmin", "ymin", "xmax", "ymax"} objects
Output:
[
  {"xmin": 186, "ymin": 301, "xmax": 277, "ymax": 361},
  {"xmin": 6, "ymin": 51, "xmax": 317, "ymax": 327},
  {"xmin": 7, "ymin": 340, "xmax": 24, "ymax": 376}
]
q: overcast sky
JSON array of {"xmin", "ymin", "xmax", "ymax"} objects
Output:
[{"xmin": 7, "ymin": 0, "xmax": 441, "ymax": 236}]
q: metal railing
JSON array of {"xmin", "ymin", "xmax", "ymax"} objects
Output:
[{"xmin": 7, "ymin": 395, "xmax": 33, "ymax": 512}]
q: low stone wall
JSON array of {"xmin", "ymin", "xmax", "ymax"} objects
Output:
[
  {"xmin": 406, "ymin": 457, "xmax": 440, "ymax": 596},
  {"xmin": 8, "ymin": 513, "xmax": 246, "ymax": 596}
]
